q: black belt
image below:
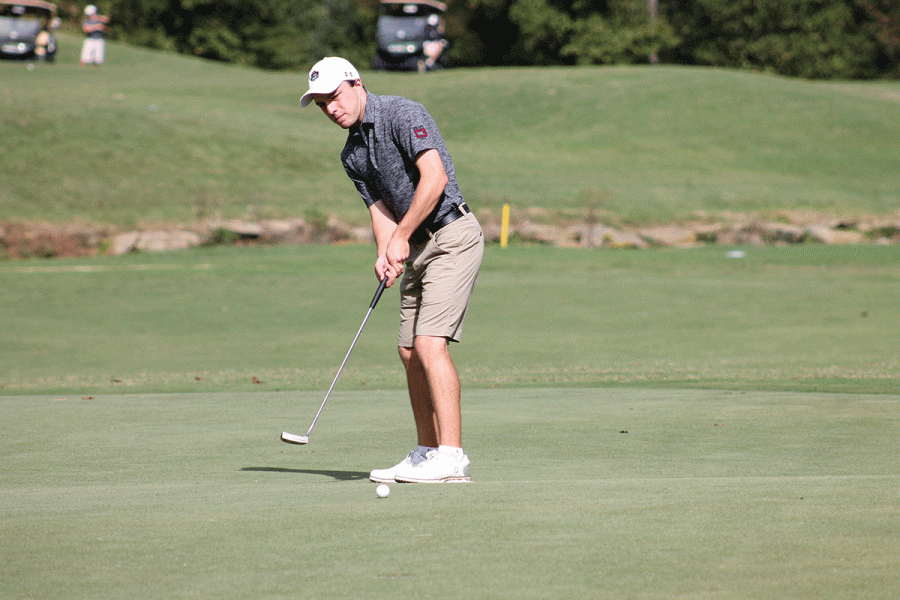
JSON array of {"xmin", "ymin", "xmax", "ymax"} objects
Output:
[{"xmin": 411, "ymin": 203, "xmax": 470, "ymax": 244}]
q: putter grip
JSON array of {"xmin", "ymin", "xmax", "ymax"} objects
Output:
[{"xmin": 370, "ymin": 277, "xmax": 388, "ymax": 309}]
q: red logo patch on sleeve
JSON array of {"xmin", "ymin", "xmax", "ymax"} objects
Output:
[{"xmin": 413, "ymin": 127, "xmax": 428, "ymax": 139}]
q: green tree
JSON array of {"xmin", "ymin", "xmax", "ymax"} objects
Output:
[
  {"xmin": 561, "ymin": 0, "xmax": 679, "ymax": 65},
  {"xmin": 855, "ymin": 0, "xmax": 900, "ymax": 76},
  {"xmin": 108, "ymin": 0, "xmax": 372, "ymax": 70},
  {"xmin": 507, "ymin": 0, "xmax": 574, "ymax": 64},
  {"xmin": 445, "ymin": 0, "xmax": 520, "ymax": 66},
  {"xmin": 456, "ymin": 0, "xmax": 678, "ymax": 65},
  {"xmin": 95, "ymin": 0, "xmax": 898, "ymax": 77},
  {"xmin": 670, "ymin": 0, "xmax": 885, "ymax": 79}
]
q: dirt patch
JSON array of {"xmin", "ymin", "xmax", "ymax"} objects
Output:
[
  {"xmin": 0, "ymin": 222, "xmax": 112, "ymax": 259},
  {"xmin": 2, "ymin": 210, "xmax": 900, "ymax": 260}
]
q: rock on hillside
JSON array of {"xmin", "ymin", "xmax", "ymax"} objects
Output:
[{"xmin": 2, "ymin": 211, "xmax": 899, "ymax": 259}]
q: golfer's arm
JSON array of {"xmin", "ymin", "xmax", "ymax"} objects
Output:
[
  {"xmin": 392, "ymin": 149, "xmax": 448, "ymax": 241},
  {"xmin": 369, "ymin": 200, "xmax": 398, "ymax": 257}
]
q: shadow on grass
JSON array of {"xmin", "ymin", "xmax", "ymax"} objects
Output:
[{"xmin": 241, "ymin": 466, "xmax": 369, "ymax": 481}]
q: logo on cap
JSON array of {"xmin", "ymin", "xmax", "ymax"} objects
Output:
[{"xmin": 310, "ymin": 71, "xmax": 319, "ymax": 82}]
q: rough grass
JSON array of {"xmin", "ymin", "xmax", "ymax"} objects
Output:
[
  {"xmin": 2, "ymin": 33, "xmax": 899, "ymax": 229},
  {"xmin": 2, "ymin": 244, "xmax": 897, "ymax": 396}
]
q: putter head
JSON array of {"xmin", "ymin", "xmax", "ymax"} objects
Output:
[{"xmin": 281, "ymin": 431, "xmax": 309, "ymax": 445}]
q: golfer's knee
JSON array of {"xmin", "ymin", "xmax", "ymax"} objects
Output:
[
  {"xmin": 398, "ymin": 345, "xmax": 415, "ymax": 367},
  {"xmin": 413, "ymin": 336, "xmax": 450, "ymax": 365}
]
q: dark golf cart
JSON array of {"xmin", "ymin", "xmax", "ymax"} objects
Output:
[
  {"xmin": 373, "ymin": 0, "xmax": 448, "ymax": 72},
  {"xmin": 0, "ymin": 0, "xmax": 58, "ymax": 60}
]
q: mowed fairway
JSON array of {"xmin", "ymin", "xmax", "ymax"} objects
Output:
[
  {"xmin": 2, "ymin": 244, "xmax": 898, "ymax": 395},
  {"xmin": 2, "ymin": 388, "xmax": 898, "ymax": 599},
  {"xmin": 2, "ymin": 245, "xmax": 899, "ymax": 599}
]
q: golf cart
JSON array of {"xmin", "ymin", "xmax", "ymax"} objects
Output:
[
  {"xmin": 0, "ymin": 0, "xmax": 58, "ymax": 60},
  {"xmin": 374, "ymin": 0, "xmax": 448, "ymax": 72}
]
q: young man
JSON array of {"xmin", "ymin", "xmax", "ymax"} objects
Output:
[{"xmin": 300, "ymin": 57, "xmax": 483, "ymax": 483}]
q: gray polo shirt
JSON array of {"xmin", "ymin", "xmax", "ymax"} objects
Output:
[{"xmin": 341, "ymin": 93, "xmax": 464, "ymax": 225}]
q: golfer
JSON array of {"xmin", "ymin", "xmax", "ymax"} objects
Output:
[{"xmin": 300, "ymin": 57, "xmax": 483, "ymax": 483}]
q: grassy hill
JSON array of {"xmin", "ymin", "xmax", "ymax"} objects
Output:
[{"xmin": 2, "ymin": 32, "xmax": 899, "ymax": 229}]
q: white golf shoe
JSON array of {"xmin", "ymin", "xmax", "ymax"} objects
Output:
[
  {"xmin": 369, "ymin": 447, "xmax": 431, "ymax": 483},
  {"xmin": 395, "ymin": 448, "xmax": 472, "ymax": 483}
]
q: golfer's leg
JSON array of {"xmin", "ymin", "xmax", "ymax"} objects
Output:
[
  {"xmin": 399, "ymin": 345, "xmax": 439, "ymax": 448},
  {"xmin": 412, "ymin": 335, "xmax": 462, "ymax": 448}
]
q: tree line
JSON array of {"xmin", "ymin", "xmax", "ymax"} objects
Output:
[{"xmin": 74, "ymin": 0, "xmax": 898, "ymax": 78}]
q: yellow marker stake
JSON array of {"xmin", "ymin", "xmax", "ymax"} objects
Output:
[{"xmin": 500, "ymin": 203, "xmax": 510, "ymax": 248}]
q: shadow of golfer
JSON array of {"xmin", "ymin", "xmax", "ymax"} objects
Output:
[{"xmin": 241, "ymin": 466, "xmax": 369, "ymax": 481}]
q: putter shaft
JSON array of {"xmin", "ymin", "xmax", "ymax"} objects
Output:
[{"xmin": 281, "ymin": 278, "xmax": 388, "ymax": 445}]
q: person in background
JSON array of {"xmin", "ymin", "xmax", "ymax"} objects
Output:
[
  {"xmin": 421, "ymin": 14, "xmax": 448, "ymax": 72},
  {"xmin": 35, "ymin": 27, "xmax": 52, "ymax": 62},
  {"xmin": 80, "ymin": 5, "xmax": 109, "ymax": 66}
]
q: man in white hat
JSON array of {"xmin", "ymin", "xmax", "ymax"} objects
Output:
[
  {"xmin": 301, "ymin": 57, "xmax": 484, "ymax": 484},
  {"xmin": 80, "ymin": 5, "xmax": 109, "ymax": 66}
]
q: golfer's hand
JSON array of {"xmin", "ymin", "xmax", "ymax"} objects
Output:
[
  {"xmin": 385, "ymin": 235, "xmax": 409, "ymax": 281},
  {"xmin": 375, "ymin": 255, "xmax": 401, "ymax": 288}
]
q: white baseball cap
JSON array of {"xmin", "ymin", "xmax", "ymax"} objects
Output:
[
  {"xmin": 300, "ymin": 57, "xmax": 360, "ymax": 108},
  {"xmin": 85, "ymin": 4, "xmax": 97, "ymax": 15}
]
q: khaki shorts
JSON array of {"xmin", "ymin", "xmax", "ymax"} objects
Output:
[{"xmin": 398, "ymin": 212, "xmax": 484, "ymax": 347}]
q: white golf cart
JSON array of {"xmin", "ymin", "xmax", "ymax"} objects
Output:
[
  {"xmin": 0, "ymin": 0, "xmax": 58, "ymax": 60},
  {"xmin": 373, "ymin": 0, "xmax": 449, "ymax": 72}
]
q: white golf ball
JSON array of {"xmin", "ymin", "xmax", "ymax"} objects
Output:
[{"xmin": 376, "ymin": 484, "xmax": 390, "ymax": 498}]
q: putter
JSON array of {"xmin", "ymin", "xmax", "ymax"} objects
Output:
[{"xmin": 281, "ymin": 277, "xmax": 389, "ymax": 445}]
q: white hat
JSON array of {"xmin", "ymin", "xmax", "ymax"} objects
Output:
[
  {"xmin": 300, "ymin": 57, "xmax": 360, "ymax": 108},
  {"xmin": 85, "ymin": 4, "xmax": 97, "ymax": 15}
]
